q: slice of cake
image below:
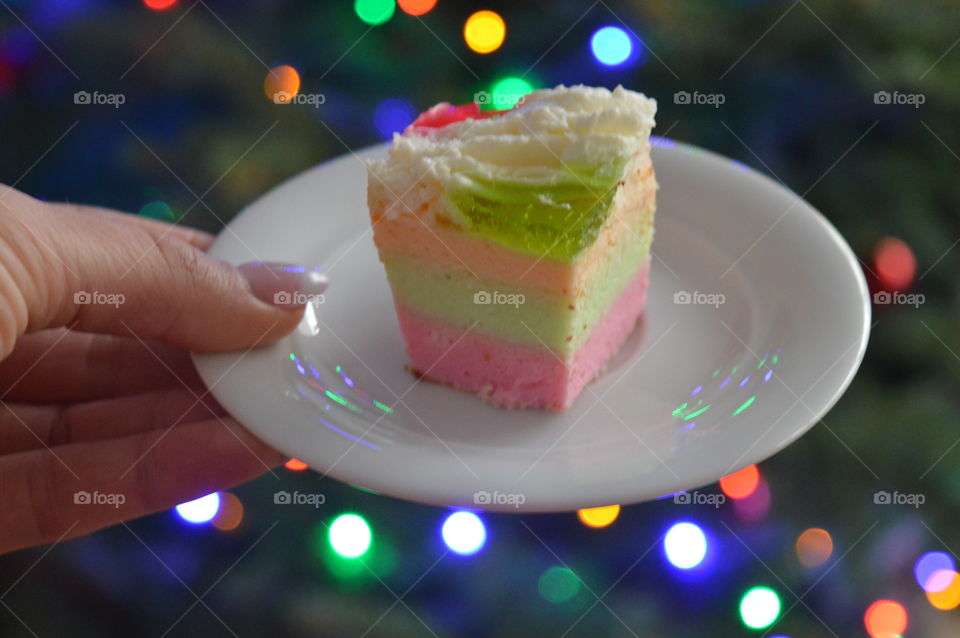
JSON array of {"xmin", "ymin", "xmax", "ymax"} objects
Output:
[{"xmin": 367, "ymin": 85, "xmax": 657, "ymax": 410}]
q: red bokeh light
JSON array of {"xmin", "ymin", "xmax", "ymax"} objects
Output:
[
  {"xmin": 719, "ymin": 464, "xmax": 760, "ymax": 500},
  {"xmin": 144, "ymin": 0, "xmax": 178, "ymax": 11},
  {"xmin": 873, "ymin": 237, "xmax": 916, "ymax": 292}
]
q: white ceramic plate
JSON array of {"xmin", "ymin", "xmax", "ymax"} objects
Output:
[{"xmin": 193, "ymin": 141, "xmax": 870, "ymax": 513}]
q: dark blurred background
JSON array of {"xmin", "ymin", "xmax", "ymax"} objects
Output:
[{"xmin": 2, "ymin": 0, "xmax": 959, "ymax": 636}]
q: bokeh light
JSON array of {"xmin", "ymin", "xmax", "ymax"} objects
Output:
[
  {"xmin": 211, "ymin": 492, "xmax": 244, "ymax": 532},
  {"xmin": 719, "ymin": 464, "xmax": 760, "ymax": 500},
  {"xmin": 175, "ymin": 492, "xmax": 220, "ymax": 524},
  {"xmin": 143, "ymin": 0, "xmax": 177, "ymax": 10},
  {"xmin": 0, "ymin": 60, "xmax": 14, "ymax": 96},
  {"xmin": 864, "ymin": 599, "xmax": 907, "ymax": 638},
  {"xmin": 577, "ymin": 504, "xmax": 620, "ymax": 528},
  {"xmin": 739, "ymin": 586, "xmax": 781, "ymax": 630},
  {"xmin": 138, "ymin": 200, "xmax": 175, "ymax": 222},
  {"xmin": 397, "ymin": 0, "xmax": 436, "ymax": 15},
  {"xmin": 926, "ymin": 570, "xmax": 960, "ymax": 610},
  {"xmin": 664, "ymin": 522, "xmax": 707, "ymax": 569},
  {"xmin": 329, "ymin": 513, "xmax": 372, "ymax": 558},
  {"xmin": 441, "ymin": 511, "xmax": 487, "ymax": 555},
  {"xmin": 264, "ymin": 65, "xmax": 300, "ymax": 104},
  {"xmin": 796, "ymin": 528, "xmax": 834, "ymax": 568},
  {"xmin": 490, "ymin": 77, "xmax": 533, "ymax": 110},
  {"xmin": 915, "ymin": 551, "xmax": 955, "ymax": 591},
  {"xmin": 285, "ymin": 458, "xmax": 308, "ymax": 471},
  {"xmin": 731, "ymin": 475, "xmax": 771, "ymax": 523},
  {"xmin": 590, "ymin": 26, "xmax": 633, "ymax": 66},
  {"xmin": 464, "ymin": 10, "xmax": 505, "ymax": 54},
  {"xmin": 374, "ymin": 97, "xmax": 417, "ymax": 138},
  {"xmin": 538, "ymin": 566, "xmax": 580, "ymax": 604},
  {"xmin": 354, "ymin": 0, "xmax": 395, "ymax": 25},
  {"xmin": 873, "ymin": 236, "xmax": 916, "ymax": 292}
]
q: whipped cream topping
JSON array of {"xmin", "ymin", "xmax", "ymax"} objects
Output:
[{"xmin": 369, "ymin": 85, "xmax": 657, "ymax": 192}]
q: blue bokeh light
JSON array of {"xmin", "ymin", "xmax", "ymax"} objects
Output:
[
  {"xmin": 374, "ymin": 98, "xmax": 416, "ymax": 139},
  {"xmin": 591, "ymin": 26, "xmax": 633, "ymax": 66},
  {"xmin": 915, "ymin": 551, "xmax": 956, "ymax": 592},
  {"xmin": 664, "ymin": 521, "xmax": 707, "ymax": 569},
  {"xmin": 441, "ymin": 511, "xmax": 487, "ymax": 555},
  {"xmin": 175, "ymin": 492, "xmax": 221, "ymax": 524}
]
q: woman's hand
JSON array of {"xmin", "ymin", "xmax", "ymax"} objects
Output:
[{"xmin": 0, "ymin": 185, "xmax": 326, "ymax": 554}]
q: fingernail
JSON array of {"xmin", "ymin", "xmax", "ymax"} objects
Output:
[{"xmin": 236, "ymin": 262, "xmax": 328, "ymax": 308}]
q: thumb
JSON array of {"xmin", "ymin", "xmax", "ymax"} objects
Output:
[{"xmin": 0, "ymin": 187, "xmax": 327, "ymax": 355}]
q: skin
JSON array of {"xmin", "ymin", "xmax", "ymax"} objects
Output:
[{"xmin": 0, "ymin": 184, "xmax": 305, "ymax": 555}]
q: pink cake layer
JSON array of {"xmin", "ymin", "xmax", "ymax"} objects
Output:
[{"xmin": 396, "ymin": 258, "xmax": 650, "ymax": 410}]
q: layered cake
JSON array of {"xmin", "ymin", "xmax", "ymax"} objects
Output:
[{"xmin": 367, "ymin": 85, "xmax": 657, "ymax": 410}]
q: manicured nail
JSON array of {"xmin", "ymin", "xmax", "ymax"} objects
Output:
[{"xmin": 237, "ymin": 261, "xmax": 328, "ymax": 308}]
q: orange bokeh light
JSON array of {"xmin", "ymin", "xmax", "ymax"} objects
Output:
[
  {"xmin": 795, "ymin": 528, "xmax": 834, "ymax": 567},
  {"xmin": 864, "ymin": 599, "xmax": 908, "ymax": 638},
  {"xmin": 211, "ymin": 492, "xmax": 244, "ymax": 532},
  {"xmin": 927, "ymin": 570, "xmax": 960, "ymax": 610},
  {"xmin": 264, "ymin": 65, "xmax": 301, "ymax": 104},
  {"xmin": 398, "ymin": 0, "xmax": 438, "ymax": 16},
  {"xmin": 577, "ymin": 505, "xmax": 620, "ymax": 528},
  {"xmin": 143, "ymin": 0, "xmax": 178, "ymax": 10},
  {"xmin": 285, "ymin": 458, "xmax": 308, "ymax": 471},
  {"xmin": 719, "ymin": 465, "xmax": 760, "ymax": 500}
]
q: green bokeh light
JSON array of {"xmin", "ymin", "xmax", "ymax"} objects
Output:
[
  {"xmin": 739, "ymin": 586, "xmax": 781, "ymax": 630},
  {"xmin": 538, "ymin": 566, "xmax": 580, "ymax": 604},
  {"xmin": 328, "ymin": 513, "xmax": 372, "ymax": 558},
  {"xmin": 490, "ymin": 77, "xmax": 534, "ymax": 110},
  {"xmin": 138, "ymin": 200, "xmax": 175, "ymax": 222},
  {"xmin": 354, "ymin": 0, "xmax": 395, "ymax": 25}
]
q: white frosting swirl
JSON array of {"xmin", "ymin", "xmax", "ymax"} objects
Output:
[{"xmin": 369, "ymin": 84, "xmax": 657, "ymax": 191}]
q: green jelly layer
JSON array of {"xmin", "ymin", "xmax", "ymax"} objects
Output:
[
  {"xmin": 384, "ymin": 223, "xmax": 652, "ymax": 355},
  {"xmin": 446, "ymin": 157, "xmax": 629, "ymax": 263}
]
